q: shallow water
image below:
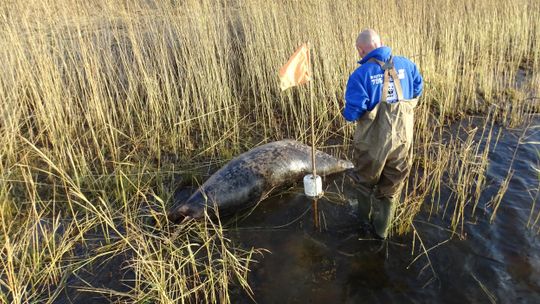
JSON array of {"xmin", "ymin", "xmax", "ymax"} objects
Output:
[
  {"xmin": 229, "ymin": 118, "xmax": 540, "ymax": 303},
  {"xmin": 54, "ymin": 118, "xmax": 540, "ymax": 303}
]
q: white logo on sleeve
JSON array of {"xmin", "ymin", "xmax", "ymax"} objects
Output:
[{"xmin": 398, "ymin": 69, "xmax": 405, "ymax": 79}]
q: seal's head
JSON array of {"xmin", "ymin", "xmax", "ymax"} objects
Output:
[{"xmin": 167, "ymin": 202, "xmax": 204, "ymax": 224}]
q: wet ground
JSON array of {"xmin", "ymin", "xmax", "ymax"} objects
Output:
[{"xmin": 228, "ymin": 118, "xmax": 540, "ymax": 303}]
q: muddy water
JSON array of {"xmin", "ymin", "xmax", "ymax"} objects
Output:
[{"xmin": 230, "ymin": 118, "xmax": 540, "ymax": 303}]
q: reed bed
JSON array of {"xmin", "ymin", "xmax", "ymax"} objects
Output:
[{"xmin": 1, "ymin": 0, "xmax": 539, "ymax": 301}]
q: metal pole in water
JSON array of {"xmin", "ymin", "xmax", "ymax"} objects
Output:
[{"xmin": 312, "ymin": 197, "xmax": 319, "ymax": 230}]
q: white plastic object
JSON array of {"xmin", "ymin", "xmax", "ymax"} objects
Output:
[{"xmin": 303, "ymin": 174, "xmax": 323, "ymax": 197}]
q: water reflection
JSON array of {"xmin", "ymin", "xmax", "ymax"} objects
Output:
[{"xmin": 230, "ymin": 118, "xmax": 540, "ymax": 303}]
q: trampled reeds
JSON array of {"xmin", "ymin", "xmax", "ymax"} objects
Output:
[{"xmin": 1, "ymin": 0, "xmax": 539, "ymax": 301}]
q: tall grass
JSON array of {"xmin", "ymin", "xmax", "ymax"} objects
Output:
[{"xmin": 1, "ymin": 0, "xmax": 539, "ymax": 301}]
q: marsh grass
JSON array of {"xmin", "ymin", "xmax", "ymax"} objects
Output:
[
  {"xmin": 1, "ymin": 0, "xmax": 540, "ymax": 301},
  {"xmin": 526, "ymin": 129, "xmax": 540, "ymax": 232}
]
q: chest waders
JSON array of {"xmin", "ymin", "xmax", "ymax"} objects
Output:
[{"xmin": 353, "ymin": 56, "xmax": 417, "ymax": 239}]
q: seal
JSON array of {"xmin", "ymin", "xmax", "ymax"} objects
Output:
[{"xmin": 168, "ymin": 139, "xmax": 354, "ymax": 223}]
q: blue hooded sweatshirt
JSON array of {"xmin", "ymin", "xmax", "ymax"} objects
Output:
[{"xmin": 343, "ymin": 46, "xmax": 423, "ymax": 121}]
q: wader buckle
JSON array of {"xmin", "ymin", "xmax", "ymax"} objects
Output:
[{"xmin": 381, "ymin": 61, "xmax": 394, "ymax": 70}]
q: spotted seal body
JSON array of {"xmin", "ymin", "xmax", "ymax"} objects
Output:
[{"xmin": 168, "ymin": 140, "xmax": 354, "ymax": 222}]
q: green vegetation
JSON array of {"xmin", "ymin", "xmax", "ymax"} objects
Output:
[{"xmin": 0, "ymin": 0, "xmax": 539, "ymax": 302}]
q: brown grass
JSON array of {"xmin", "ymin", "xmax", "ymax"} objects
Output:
[{"xmin": 1, "ymin": 0, "xmax": 539, "ymax": 302}]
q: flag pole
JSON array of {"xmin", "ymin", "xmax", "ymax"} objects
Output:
[
  {"xmin": 280, "ymin": 43, "xmax": 322, "ymax": 203},
  {"xmin": 308, "ymin": 43, "xmax": 320, "ymax": 230},
  {"xmin": 308, "ymin": 43, "xmax": 316, "ymax": 178}
]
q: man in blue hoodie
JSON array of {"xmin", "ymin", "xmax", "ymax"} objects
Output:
[{"xmin": 343, "ymin": 29, "xmax": 423, "ymax": 239}]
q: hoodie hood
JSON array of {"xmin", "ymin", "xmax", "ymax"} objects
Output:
[{"xmin": 359, "ymin": 46, "xmax": 392, "ymax": 65}]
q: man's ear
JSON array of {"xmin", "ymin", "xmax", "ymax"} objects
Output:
[{"xmin": 357, "ymin": 46, "xmax": 363, "ymax": 57}]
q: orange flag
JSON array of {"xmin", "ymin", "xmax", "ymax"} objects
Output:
[{"xmin": 279, "ymin": 43, "xmax": 311, "ymax": 91}]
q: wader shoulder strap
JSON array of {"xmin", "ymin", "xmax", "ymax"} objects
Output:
[{"xmin": 368, "ymin": 57, "xmax": 404, "ymax": 102}]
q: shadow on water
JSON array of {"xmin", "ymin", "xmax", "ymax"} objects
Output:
[{"xmin": 228, "ymin": 178, "xmax": 434, "ymax": 303}]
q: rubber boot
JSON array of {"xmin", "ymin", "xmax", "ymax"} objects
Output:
[
  {"xmin": 344, "ymin": 171, "xmax": 374, "ymax": 224},
  {"xmin": 354, "ymin": 188, "xmax": 369, "ymax": 220},
  {"xmin": 370, "ymin": 195, "xmax": 397, "ymax": 239}
]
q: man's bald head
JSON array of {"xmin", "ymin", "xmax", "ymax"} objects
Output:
[{"xmin": 356, "ymin": 29, "xmax": 382, "ymax": 58}]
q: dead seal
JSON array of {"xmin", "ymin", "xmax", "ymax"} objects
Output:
[{"xmin": 168, "ymin": 139, "xmax": 354, "ymax": 223}]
